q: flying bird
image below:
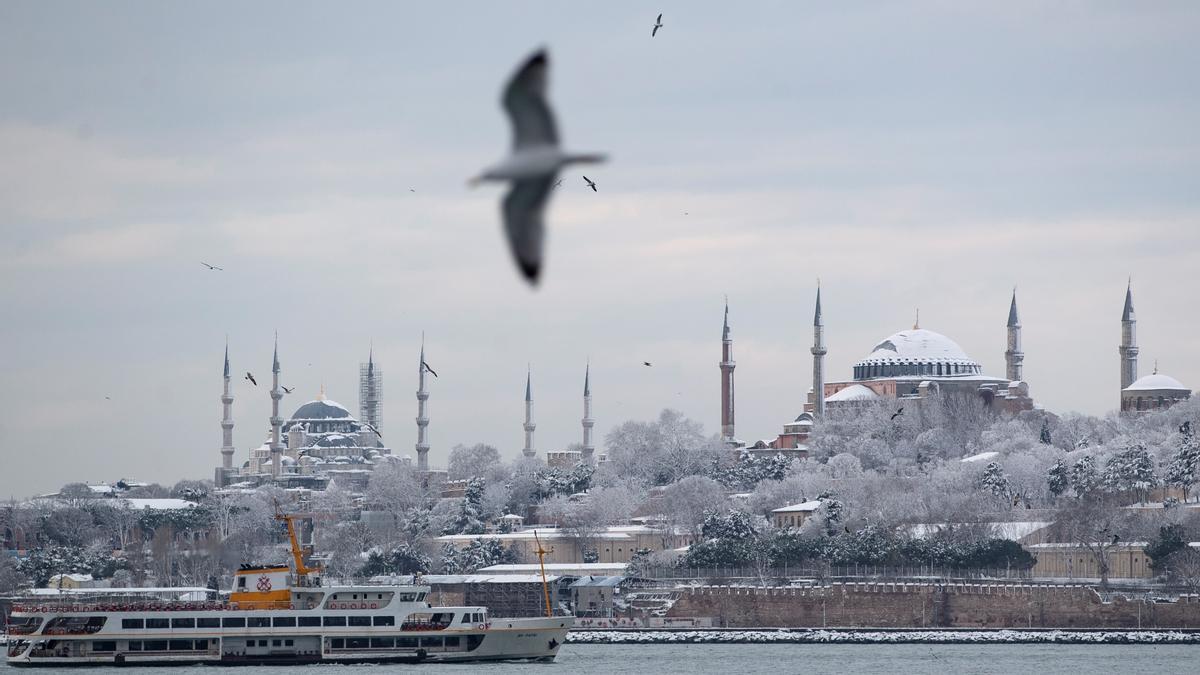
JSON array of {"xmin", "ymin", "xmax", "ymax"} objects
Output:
[
  {"xmin": 470, "ymin": 49, "xmax": 607, "ymax": 284},
  {"xmin": 281, "ymin": 385, "xmax": 294, "ymax": 394},
  {"xmin": 422, "ymin": 360, "xmax": 439, "ymax": 378},
  {"xmin": 643, "ymin": 361, "xmax": 652, "ymax": 367},
  {"xmin": 245, "ymin": 372, "xmax": 257, "ymax": 386},
  {"xmin": 582, "ymin": 175, "xmax": 597, "ymax": 192},
  {"xmin": 366, "ymin": 423, "xmax": 383, "ymax": 439},
  {"xmin": 552, "ymin": 178, "xmax": 563, "ymax": 189},
  {"xmin": 104, "ymin": 396, "xmax": 111, "ymax": 401},
  {"xmin": 890, "ymin": 407, "xmax": 904, "ymax": 420},
  {"xmin": 200, "ymin": 262, "xmax": 223, "ymax": 271},
  {"xmin": 652, "ymin": 13, "xmax": 664, "ymax": 37}
]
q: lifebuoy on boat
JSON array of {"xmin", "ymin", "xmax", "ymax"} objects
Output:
[
  {"xmin": 477, "ymin": 624, "xmax": 486, "ymax": 631},
  {"xmin": 370, "ymin": 603, "xmax": 378, "ymax": 609}
]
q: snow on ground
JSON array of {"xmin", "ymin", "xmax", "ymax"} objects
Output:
[{"xmin": 566, "ymin": 629, "xmax": 1200, "ymax": 644}]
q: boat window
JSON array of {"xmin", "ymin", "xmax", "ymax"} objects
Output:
[
  {"xmin": 445, "ymin": 636, "xmax": 460, "ymax": 648},
  {"xmin": 127, "ymin": 641, "xmax": 142, "ymax": 651},
  {"xmin": 346, "ymin": 637, "xmax": 369, "ymax": 649},
  {"xmin": 398, "ymin": 593, "xmax": 417, "ymax": 602},
  {"xmin": 396, "ymin": 637, "xmax": 418, "ymax": 649},
  {"xmin": 258, "ymin": 640, "xmax": 268, "ymax": 647},
  {"xmin": 146, "ymin": 618, "xmax": 169, "ymax": 629},
  {"xmin": 272, "ymin": 639, "xmax": 282, "ymax": 647},
  {"xmin": 376, "ymin": 594, "xmax": 384, "ymax": 600},
  {"xmin": 237, "ymin": 577, "xmax": 247, "ymax": 589},
  {"xmin": 460, "ymin": 613, "xmax": 471, "ymax": 624},
  {"xmin": 349, "ymin": 616, "xmax": 371, "ymax": 627},
  {"xmin": 466, "ymin": 634, "xmax": 485, "ymax": 651},
  {"xmin": 298, "ymin": 616, "xmax": 321, "ymax": 627},
  {"xmin": 195, "ymin": 640, "xmax": 208, "ymax": 650},
  {"xmin": 171, "ymin": 618, "xmax": 195, "ymax": 629},
  {"xmin": 273, "ymin": 617, "xmax": 297, "ymax": 627},
  {"xmin": 416, "ymin": 593, "xmax": 426, "ymax": 601},
  {"xmin": 248, "ymin": 617, "xmax": 270, "ymax": 628},
  {"xmin": 197, "ymin": 618, "xmax": 220, "ymax": 628},
  {"xmin": 121, "ymin": 618, "xmax": 144, "ymax": 630},
  {"xmin": 420, "ymin": 637, "xmax": 443, "ymax": 649},
  {"xmin": 330, "ymin": 638, "xmax": 344, "ymax": 649},
  {"xmin": 323, "ymin": 616, "xmax": 346, "ymax": 627},
  {"xmin": 143, "ymin": 640, "xmax": 168, "ymax": 651},
  {"xmin": 222, "ymin": 618, "xmax": 246, "ymax": 628},
  {"xmin": 372, "ymin": 616, "xmax": 395, "ymax": 626},
  {"xmin": 284, "ymin": 639, "xmax": 294, "ymax": 647},
  {"xmin": 370, "ymin": 637, "xmax": 394, "ymax": 648},
  {"xmin": 169, "ymin": 640, "xmax": 194, "ymax": 651},
  {"xmin": 91, "ymin": 641, "xmax": 116, "ymax": 652}
]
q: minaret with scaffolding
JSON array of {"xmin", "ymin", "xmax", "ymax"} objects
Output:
[{"xmin": 359, "ymin": 345, "xmax": 383, "ymax": 435}]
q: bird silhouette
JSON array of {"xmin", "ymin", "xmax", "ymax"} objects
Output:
[
  {"xmin": 552, "ymin": 178, "xmax": 563, "ymax": 189},
  {"xmin": 200, "ymin": 261, "xmax": 223, "ymax": 271},
  {"xmin": 470, "ymin": 49, "xmax": 606, "ymax": 285},
  {"xmin": 643, "ymin": 361, "xmax": 652, "ymax": 367},
  {"xmin": 245, "ymin": 372, "xmax": 257, "ymax": 386},
  {"xmin": 583, "ymin": 175, "xmax": 598, "ymax": 192},
  {"xmin": 890, "ymin": 407, "xmax": 904, "ymax": 420},
  {"xmin": 422, "ymin": 360, "xmax": 439, "ymax": 378},
  {"xmin": 281, "ymin": 385, "xmax": 294, "ymax": 394},
  {"xmin": 844, "ymin": 526, "xmax": 851, "ymax": 534},
  {"xmin": 652, "ymin": 13, "xmax": 664, "ymax": 37},
  {"xmin": 1111, "ymin": 534, "xmax": 1120, "ymax": 545},
  {"xmin": 104, "ymin": 396, "xmax": 111, "ymax": 400},
  {"xmin": 366, "ymin": 423, "xmax": 383, "ymax": 439}
]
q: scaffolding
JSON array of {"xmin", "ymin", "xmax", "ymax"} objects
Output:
[{"xmin": 359, "ymin": 362, "xmax": 383, "ymax": 433}]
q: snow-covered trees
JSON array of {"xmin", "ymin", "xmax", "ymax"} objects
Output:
[
  {"xmin": 603, "ymin": 409, "xmax": 725, "ymax": 486},
  {"xmin": 1047, "ymin": 459, "xmax": 1069, "ymax": 497},
  {"xmin": 440, "ymin": 538, "xmax": 518, "ymax": 573},
  {"xmin": 660, "ymin": 476, "xmax": 727, "ymax": 539},
  {"xmin": 1164, "ymin": 426, "xmax": 1200, "ymax": 502},
  {"xmin": 358, "ymin": 542, "xmax": 432, "ymax": 577},
  {"xmin": 679, "ymin": 509, "xmax": 760, "ymax": 568},
  {"xmin": 442, "ymin": 478, "xmax": 487, "ymax": 536},
  {"xmin": 1102, "ymin": 443, "xmax": 1157, "ymax": 504}
]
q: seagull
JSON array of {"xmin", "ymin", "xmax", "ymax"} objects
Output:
[
  {"xmin": 366, "ymin": 423, "xmax": 383, "ymax": 439},
  {"xmin": 643, "ymin": 361, "xmax": 652, "ymax": 367},
  {"xmin": 652, "ymin": 13, "xmax": 663, "ymax": 37},
  {"xmin": 421, "ymin": 360, "xmax": 439, "ymax": 378},
  {"xmin": 582, "ymin": 175, "xmax": 597, "ymax": 192},
  {"xmin": 281, "ymin": 385, "xmax": 294, "ymax": 394},
  {"xmin": 200, "ymin": 262, "xmax": 223, "ymax": 271},
  {"xmin": 104, "ymin": 396, "xmax": 111, "ymax": 400},
  {"xmin": 245, "ymin": 372, "xmax": 257, "ymax": 386},
  {"xmin": 470, "ymin": 49, "xmax": 606, "ymax": 285},
  {"xmin": 890, "ymin": 407, "xmax": 904, "ymax": 420},
  {"xmin": 552, "ymin": 178, "xmax": 563, "ymax": 189}
]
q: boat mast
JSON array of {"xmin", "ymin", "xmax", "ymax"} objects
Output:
[
  {"xmin": 533, "ymin": 530, "xmax": 552, "ymax": 618},
  {"xmin": 274, "ymin": 500, "xmax": 315, "ymax": 577}
]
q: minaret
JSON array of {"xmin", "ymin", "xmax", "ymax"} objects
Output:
[
  {"xmin": 269, "ymin": 333, "xmax": 283, "ymax": 477},
  {"xmin": 522, "ymin": 369, "xmax": 536, "ymax": 458},
  {"xmin": 1005, "ymin": 288, "xmax": 1024, "ymax": 382},
  {"xmin": 811, "ymin": 285, "xmax": 827, "ymax": 418},
  {"xmin": 359, "ymin": 344, "xmax": 382, "ymax": 434},
  {"xmin": 220, "ymin": 340, "xmax": 235, "ymax": 471},
  {"xmin": 581, "ymin": 363, "xmax": 595, "ymax": 464},
  {"xmin": 720, "ymin": 300, "xmax": 736, "ymax": 442},
  {"xmin": 415, "ymin": 337, "xmax": 431, "ymax": 471},
  {"xmin": 1119, "ymin": 280, "xmax": 1138, "ymax": 395}
]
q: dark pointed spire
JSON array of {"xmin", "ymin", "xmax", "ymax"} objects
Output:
[
  {"xmin": 223, "ymin": 338, "xmax": 230, "ymax": 378},
  {"xmin": 722, "ymin": 297, "xmax": 730, "ymax": 340},
  {"xmin": 584, "ymin": 362, "xmax": 591, "ymax": 397},
  {"xmin": 272, "ymin": 332, "xmax": 280, "ymax": 374},
  {"xmin": 367, "ymin": 341, "xmax": 374, "ymax": 376},
  {"xmin": 1122, "ymin": 278, "xmax": 1135, "ymax": 321},
  {"xmin": 525, "ymin": 367, "xmax": 532, "ymax": 402},
  {"xmin": 813, "ymin": 282, "xmax": 823, "ymax": 326},
  {"xmin": 1007, "ymin": 288, "xmax": 1020, "ymax": 327}
]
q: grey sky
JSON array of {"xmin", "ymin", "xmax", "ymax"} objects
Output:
[{"xmin": 1, "ymin": 1, "xmax": 1197, "ymax": 498}]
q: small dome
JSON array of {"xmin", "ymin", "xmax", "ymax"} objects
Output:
[
  {"xmin": 827, "ymin": 384, "xmax": 880, "ymax": 402},
  {"xmin": 1124, "ymin": 373, "xmax": 1189, "ymax": 392},
  {"xmin": 289, "ymin": 399, "xmax": 354, "ymax": 421}
]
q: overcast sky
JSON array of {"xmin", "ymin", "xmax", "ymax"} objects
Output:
[{"xmin": 1, "ymin": 1, "xmax": 1197, "ymax": 498}]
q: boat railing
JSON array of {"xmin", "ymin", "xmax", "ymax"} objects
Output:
[{"xmin": 11, "ymin": 601, "xmax": 227, "ymax": 614}]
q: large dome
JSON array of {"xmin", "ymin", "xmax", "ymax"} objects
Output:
[
  {"xmin": 289, "ymin": 399, "xmax": 354, "ymax": 421},
  {"xmin": 854, "ymin": 329, "xmax": 982, "ymax": 380},
  {"xmin": 1124, "ymin": 373, "xmax": 1189, "ymax": 392}
]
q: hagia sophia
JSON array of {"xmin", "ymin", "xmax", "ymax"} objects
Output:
[{"xmin": 215, "ymin": 282, "xmax": 1191, "ymax": 486}]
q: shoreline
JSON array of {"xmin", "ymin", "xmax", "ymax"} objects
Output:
[{"xmin": 566, "ymin": 628, "xmax": 1200, "ymax": 644}]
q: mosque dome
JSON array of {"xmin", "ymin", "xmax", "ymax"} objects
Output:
[
  {"xmin": 1124, "ymin": 373, "xmax": 1189, "ymax": 392},
  {"xmin": 853, "ymin": 329, "xmax": 982, "ymax": 380},
  {"xmin": 289, "ymin": 399, "xmax": 354, "ymax": 421}
]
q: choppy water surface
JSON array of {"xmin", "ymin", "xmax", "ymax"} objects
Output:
[{"xmin": 3, "ymin": 643, "xmax": 1197, "ymax": 674}]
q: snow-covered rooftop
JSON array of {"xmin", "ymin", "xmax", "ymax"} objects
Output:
[
  {"xmin": 480, "ymin": 563, "xmax": 627, "ymax": 575},
  {"xmin": 773, "ymin": 500, "xmax": 823, "ymax": 513},
  {"xmin": 120, "ymin": 498, "xmax": 197, "ymax": 510},
  {"xmin": 1124, "ymin": 373, "xmax": 1189, "ymax": 391},
  {"xmin": 826, "ymin": 384, "xmax": 879, "ymax": 402},
  {"xmin": 961, "ymin": 451, "xmax": 1000, "ymax": 463},
  {"xmin": 856, "ymin": 329, "xmax": 977, "ymax": 366}
]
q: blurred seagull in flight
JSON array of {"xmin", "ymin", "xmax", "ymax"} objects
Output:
[
  {"xmin": 582, "ymin": 175, "xmax": 597, "ymax": 192},
  {"xmin": 281, "ymin": 385, "xmax": 294, "ymax": 394},
  {"xmin": 200, "ymin": 261, "xmax": 223, "ymax": 270},
  {"xmin": 643, "ymin": 361, "xmax": 653, "ymax": 367},
  {"xmin": 245, "ymin": 372, "xmax": 257, "ymax": 386},
  {"xmin": 652, "ymin": 13, "xmax": 663, "ymax": 37},
  {"xmin": 470, "ymin": 49, "xmax": 607, "ymax": 285}
]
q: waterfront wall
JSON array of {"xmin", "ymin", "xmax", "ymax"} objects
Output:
[{"xmin": 665, "ymin": 582, "xmax": 1200, "ymax": 629}]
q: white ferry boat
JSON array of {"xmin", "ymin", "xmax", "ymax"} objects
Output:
[{"xmin": 5, "ymin": 513, "xmax": 571, "ymax": 667}]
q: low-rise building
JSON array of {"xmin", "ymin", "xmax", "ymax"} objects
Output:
[
  {"xmin": 1027, "ymin": 542, "xmax": 1153, "ymax": 580},
  {"xmin": 771, "ymin": 500, "xmax": 824, "ymax": 529}
]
